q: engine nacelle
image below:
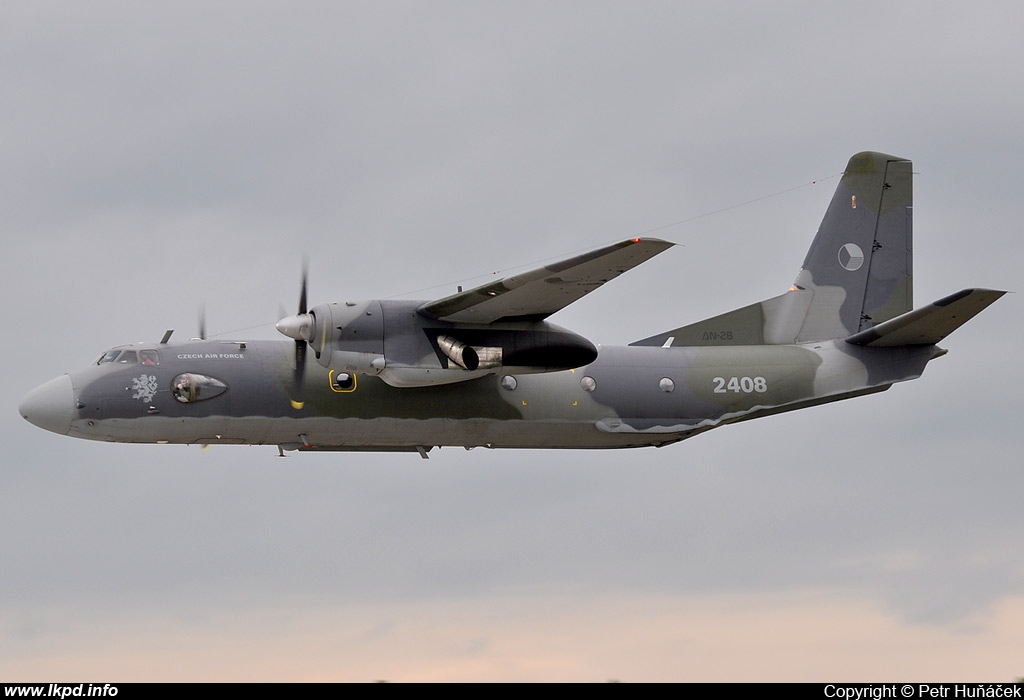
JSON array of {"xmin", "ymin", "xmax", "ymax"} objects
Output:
[
  {"xmin": 305, "ymin": 300, "xmax": 386, "ymax": 373},
  {"xmin": 280, "ymin": 299, "xmax": 598, "ymax": 388},
  {"xmin": 324, "ymin": 350, "xmax": 386, "ymax": 375}
]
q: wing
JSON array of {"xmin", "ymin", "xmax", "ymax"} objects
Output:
[{"xmin": 417, "ymin": 238, "xmax": 674, "ymax": 324}]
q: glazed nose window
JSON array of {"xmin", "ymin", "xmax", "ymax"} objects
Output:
[{"xmin": 171, "ymin": 374, "xmax": 228, "ymax": 403}]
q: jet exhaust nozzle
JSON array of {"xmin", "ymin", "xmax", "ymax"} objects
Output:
[{"xmin": 437, "ymin": 335, "xmax": 502, "ymax": 371}]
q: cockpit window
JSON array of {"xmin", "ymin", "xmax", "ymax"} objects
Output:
[
  {"xmin": 96, "ymin": 349, "xmax": 159, "ymax": 365},
  {"xmin": 97, "ymin": 350, "xmax": 121, "ymax": 364}
]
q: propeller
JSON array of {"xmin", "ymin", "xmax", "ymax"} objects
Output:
[{"xmin": 276, "ymin": 262, "xmax": 312, "ymax": 410}]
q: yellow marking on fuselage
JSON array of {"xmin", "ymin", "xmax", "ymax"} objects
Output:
[{"xmin": 328, "ymin": 370, "xmax": 358, "ymax": 393}]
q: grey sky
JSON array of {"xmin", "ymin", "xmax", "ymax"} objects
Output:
[{"xmin": 2, "ymin": 1, "xmax": 1021, "ymax": 681}]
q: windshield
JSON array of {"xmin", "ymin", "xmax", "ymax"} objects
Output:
[
  {"xmin": 96, "ymin": 349, "xmax": 121, "ymax": 364},
  {"xmin": 96, "ymin": 348, "xmax": 152, "ymax": 365}
]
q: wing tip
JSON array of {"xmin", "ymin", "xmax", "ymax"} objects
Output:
[{"xmin": 624, "ymin": 236, "xmax": 676, "ymax": 247}]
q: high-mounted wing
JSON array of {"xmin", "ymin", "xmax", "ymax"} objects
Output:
[{"xmin": 418, "ymin": 238, "xmax": 674, "ymax": 324}]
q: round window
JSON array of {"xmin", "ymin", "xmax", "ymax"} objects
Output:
[{"xmin": 333, "ymin": 372, "xmax": 355, "ymax": 391}]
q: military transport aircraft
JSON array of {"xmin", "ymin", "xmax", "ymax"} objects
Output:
[{"xmin": 19, "ymin": 152, "xmax": 1005, "ymax": 457}]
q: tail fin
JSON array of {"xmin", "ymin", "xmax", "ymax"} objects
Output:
[
  {"xmin": 632, "ymin": 151, "xmax": 914, "ymax": 347},
  {"xmin": 794, "ymin": 151, "xmax": 914, "ymax": 339}
]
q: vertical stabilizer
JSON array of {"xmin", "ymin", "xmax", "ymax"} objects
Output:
[
  {"xmin": 791, "ymin": 151, "xmax": 913, "ymax": 341},
  {"xmin": 632, "ymin": 151, "xmax": 914, "ymax": 347}
]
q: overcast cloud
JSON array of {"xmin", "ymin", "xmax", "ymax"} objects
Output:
[{"xmin": 2, "ymin": 1, "xmax": 1021, "ymax": 682}]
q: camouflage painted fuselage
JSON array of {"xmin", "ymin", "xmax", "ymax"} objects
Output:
[{"xmin": 38, "ymin": 336, "xmax": 937, "ymax": 452}]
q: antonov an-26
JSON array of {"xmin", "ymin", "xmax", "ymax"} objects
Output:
[{"xmin": 19, "ymin": 152, "xmax": 1004, "ymax": 457}]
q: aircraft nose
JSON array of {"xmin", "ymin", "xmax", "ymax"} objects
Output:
[{"xmin": 19, "ymin": 375, "xmax": 75, "ymax": 436}]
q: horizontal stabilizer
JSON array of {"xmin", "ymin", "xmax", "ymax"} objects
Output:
[{"xmin": 844, "ymin": 288, "xmax": 1005, "ymax": 347}]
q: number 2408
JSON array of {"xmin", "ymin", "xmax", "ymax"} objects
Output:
[{"xmin": 712, "ymin": 376, "xmax": 768, "ymax": 394}]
